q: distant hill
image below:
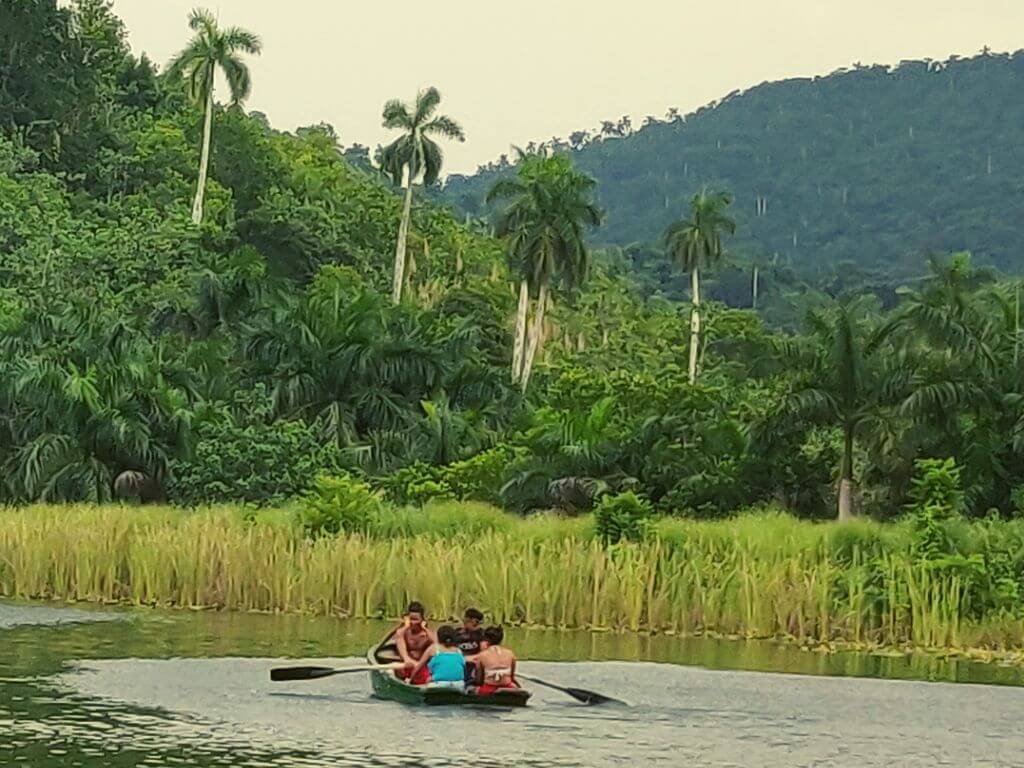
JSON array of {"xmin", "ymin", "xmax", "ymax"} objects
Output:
[{"xmin": 439, "ymin": 52, "xmax": 1024, "ymax": 289}]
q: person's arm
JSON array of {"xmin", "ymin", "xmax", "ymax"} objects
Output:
[
  {"xmin": 511, "ymin": 656, "xmax": 517, "ymax": 684},
  {"xmin": 395, "ymin": 627, "xmax": 414, "ymax": 666},
  {"xmin": 410, "ymin": 645, "xmax": 435, "ymax": 679}
]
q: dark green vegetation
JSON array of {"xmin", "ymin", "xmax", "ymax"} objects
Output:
[
  {"xmin": 440, "ymin": 50, "xmax": 1024, "ymax": 312},
  {"xmin": 2, "ymin": 0, "xmax": 1024, "ymax": 540}
]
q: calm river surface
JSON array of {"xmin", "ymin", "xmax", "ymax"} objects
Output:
[{"xmin": 3, "ymin": 600, "xmax": 1024, "ymax": 767}]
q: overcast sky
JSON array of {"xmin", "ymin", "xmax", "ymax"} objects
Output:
[{"xmin": 110, "ymin": 0, "xmax": 1024, "ymax": 175}]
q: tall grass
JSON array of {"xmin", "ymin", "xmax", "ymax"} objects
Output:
[{"xmin": 1, "ymin": 503, "xmax": 1023, "ymax": 652}]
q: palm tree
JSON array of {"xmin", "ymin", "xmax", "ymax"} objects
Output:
[
  {"xmin": 884, "ymin": 253, "xmax": 1024, "ymax": 511},
  {"xmin": 664, "ymin": 190, "xmax": 736, "ymax": 384},
  {"xmin": 487, "ymin": 154, "xmax": 602, "ymax": 391},
  {"xmin": 380, "ymin": 87, "xmax": 465, "ymax": 304},
  {"xmin": 778, "ymin": 299, "xmax": 898, "ymax": 520},
  {"xmin": 2, "ymin": 304, "xmax": 194, "ymax": 503},
  {"xmin": 167, "ymin": 9, "xmax": 261, "ymax": 225}
]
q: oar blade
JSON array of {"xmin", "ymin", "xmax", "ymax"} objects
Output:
[
  {"xmin": 270, "ymin": 666, "xmax": 338, "ymax": 682},
  {"xmin": 517, "ymin": 674, "xmax": 625, "ymax": 706},
  {"xmin": 564, "ymin": 687, "xmax": 625, "ymax": 706}
]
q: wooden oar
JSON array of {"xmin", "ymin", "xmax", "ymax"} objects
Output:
[
  {"xmin": 270, "ymin": 663, "xmax": 401, "ymax": 682},
  {"xmin": 516, "ymin": 674, "xmax": 625, "ymax": 705}
]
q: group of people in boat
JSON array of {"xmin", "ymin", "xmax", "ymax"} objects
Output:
[{"xmin": 392, "ymin": 602, "xmax": 517, "ymax": 694}]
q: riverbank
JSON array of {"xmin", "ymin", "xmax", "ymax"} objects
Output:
[{"xmin": 2, "ymin": 503, "xmax": 1023, "ymax": 659}]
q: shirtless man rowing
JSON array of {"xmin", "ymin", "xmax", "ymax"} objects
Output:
[{"xmin": 394, "ymin": 601, "xmax": 436, "ymax": 685}]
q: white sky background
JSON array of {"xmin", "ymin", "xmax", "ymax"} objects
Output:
[{"xmin": 111, "ymin": 0, "xmax": 1024, "ymax": 175}]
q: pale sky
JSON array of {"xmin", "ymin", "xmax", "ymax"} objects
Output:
[{"xmin": 111, "ymin": 0, "xmax": 1024, "ymax": 175}]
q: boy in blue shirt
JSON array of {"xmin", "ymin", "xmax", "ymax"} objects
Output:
[{"xmin": 410, "ymin": 624, "xmax": 466, "ymax": 691}]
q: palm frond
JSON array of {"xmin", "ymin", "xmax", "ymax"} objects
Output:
[
  {"xmin": 423, "ymin": 115, "xmax": 465, "ymax": 142},
  {"xmin": 220, "ymin": 26, "xmax": 262, "ymax": 55},
  {"xmin": 382, "ymin": 99, "xmax": 413, "ymax": 130},
  {"xmin": 220, "ymin": 55, "xmax": 252, "ymax": 103},
  {"xmin": 413, "ymin": 86, "xmax": 442, "ymax": 124}
]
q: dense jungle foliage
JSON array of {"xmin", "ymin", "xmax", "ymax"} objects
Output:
[
  {"xmin": 2, "ymin": 1, "xmax": 1024, "ymax": 527},
  {"xmin": 440, "ymin": 50, "xmax": 1024, "ymax": 311}
]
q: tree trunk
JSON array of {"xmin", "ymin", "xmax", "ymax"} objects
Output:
[
  {"xmin": 752, "ymin": 265, "xmax": 759, "ymax": 310},
  {"xmin": 511, "ymin": 279, "xmax": 529, "ymax": 382},
  {"xmin": 191, "ymin": 80, "xmax": 214, "ymax": 225},
  {"xmin": 838, "ymin": 425, "xmax": 856, "ymax": 521},
  {"xmin": 688, "ymin": 267, "xmax": 701, "ymax": 385},
  {"xmin": 392, "ymin": 166, "xmax": 414, "ymax": 304},
  {"xmin": 520, "ymin": 282, "xmax": 548, "ymax": 393},
  {"xmin": 1015, "ymin": 281, "xmax": 1021, "ymax": 369}
]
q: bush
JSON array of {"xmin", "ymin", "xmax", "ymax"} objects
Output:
[
  {"xmin": 594, "ymin": 491, "xmax": 654, "ymax": 544},
  {"xmin": 377, "ymin": 445, "xmax": 518, "ymax": 507},
  {"xmin": 906, "ymin": 457, "xmax": 964, "ymax": 559},
  {"xmin": 299, "ymin": 474, "xmax": 383, "ymax": 537},
  {"xmin": 444, "ymin": 445, "xmax": 517, "ymax": 505},
  {"xmin": 168, "ymin": 387, "xmax": 342, "ymax": 507},
  {"xmin": 1010, "ymin": 485, "xmax": 1024, "ymax": 516},
  {"xmin": 377, "ymin": 462, "xmax": 446, "ymax": 506}
]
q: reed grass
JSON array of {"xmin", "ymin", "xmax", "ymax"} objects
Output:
[{"xmin": 2, "ymin": 503, "xmax": 1023, "ymax": 653}]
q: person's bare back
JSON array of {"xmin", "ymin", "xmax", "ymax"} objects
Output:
[{"xmin": 475, "ymin": 626, "xmax": 516, "ymax": 691}]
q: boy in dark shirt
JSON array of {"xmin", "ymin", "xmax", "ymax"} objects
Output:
[{"xmin": 454, "ymin": 607, "xmax": 485, "ymax": 684}]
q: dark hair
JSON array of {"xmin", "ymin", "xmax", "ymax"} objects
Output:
[
  {"xmin": 437, "ymin": 624, "xmax": 457, "ymax": 645},
  {"xmin": 464, "ymin": 607, "xmax": 484, "ymax": 622},
  {"xmin": 483, "ymin": 625, "xmax": 504, "ymax": 645},
  {"xmin": 406, "ymin": 601, "xmax": 425, "ymax": 617}
]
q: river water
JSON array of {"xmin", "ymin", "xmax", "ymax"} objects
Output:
[{"xmin": 3, "ymin": 600, "xmax": 1024, "ymax": 767}]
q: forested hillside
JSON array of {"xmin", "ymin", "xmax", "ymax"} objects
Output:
[
  {"xmin": 2, "ymin": 1, "xmax": 1024, "ymax": 530},
  {"xmin": 441, "ymin": 52, "xmax": 1024, "ymax": 290}
]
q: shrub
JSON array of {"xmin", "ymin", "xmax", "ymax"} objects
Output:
[
  {"xmin": 299, "ymin": 474, "xmax": 383, "ymax": 537},
  {"xmin": 1010, "ymin": 485, "xmax": 1024, "ymax": 516},
  {"xmin": 906, "ymin": 457, "xmax": 964, "ymax": 559},
  {"xmin": 443, "ymin": 445, "xmax": 517, "ymax": 505},
  {"xmin": 594, "ymin": 491, "xmax": 654, "ymax": 544},
  {"xmin": 376, "ymin": 462, "xmax": 445, "ymax": 506},
  {"xmin": 168, "ymin": 387, "xmax": 342, "ymax": 507},
  {"xmin": 377, "ymin": 446, "xmax": 518, "ymax": 507}
]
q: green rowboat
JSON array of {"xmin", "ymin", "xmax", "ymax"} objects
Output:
[{"xmin": 368, "ymin": 630, "xmax": 531, "ymax": 708}]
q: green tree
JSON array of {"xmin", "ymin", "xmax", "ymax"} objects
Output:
[
  {"xmin": 2, "ymin": 304, "xmax": 194, "ymax": 502},
  {"xmin": 486, "ymin": 154, "xmax": 602, "ymax": 391},
  {"xmin": 664, "ymin": 190, "xmax": 735, "ymax": 385},
  {"xmin": 779, "ymin": 299, "xmax": 897, "ymax": 520},
  {"xmin": 166, "ymin": 8, "xmax": 261, "ymax": 224},
  {"xmin": 885, "ymin": 254, "xmax": 1024, "ymax": 513},
  {"xmin": 380, "ymin": 87, "xmax": 465, "ymax": 303}
]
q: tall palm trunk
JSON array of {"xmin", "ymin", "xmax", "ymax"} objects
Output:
[
  {"xmin": 1015, "ymin": 281, "xmax": 1021, "ymax": 369},
  {"xmin": 838, "ymin": 424, "xmax": 856, "ymax": 521},
  {"xmin": 191, "ymin": 77, "xmax": 214, "ymax": 225},
  {"xmin": 752, "ymin": 265, "xmax": 759, "ymax": 310},
  {"xmin": 392, "ymin": 168, "xmax": 414, "ymax": 304},
  {"xmin": 511, "ymin": 279, "xmax": 529, "ymax": 382},
  {"xmin": 688, "ymin": 267, "xmax": 701, "ymax": 385},
  {"xmin": 520, "ymin": 282, "xmax": 549, "ymax": 392}
]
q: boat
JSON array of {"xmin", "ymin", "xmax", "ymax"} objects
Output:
[{"xmin": 367, "ymin": 629, "xmax": 531, "ymax": 708}]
